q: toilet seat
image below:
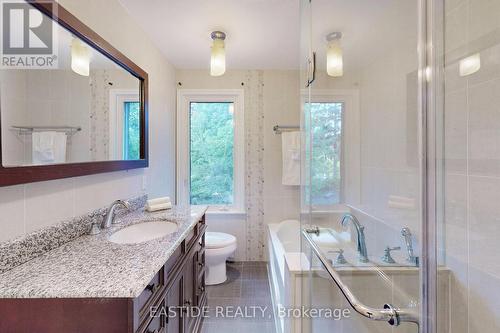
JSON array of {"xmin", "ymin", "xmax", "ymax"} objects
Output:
[{"xmin": 206, "ymin": 232, "xmax": 236, "ymax": 249}]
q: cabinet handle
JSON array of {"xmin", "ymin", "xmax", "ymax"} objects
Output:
[
  {"xmin": 198, "ymin": 262, "xmax": 204, "ymax": 267},
  {"xmin": 146, "ymin": 283, "xmax": 159, "ymax": 293}
]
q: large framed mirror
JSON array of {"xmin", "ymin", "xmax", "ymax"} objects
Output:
[{"xmin": 0, "ymin": 0, "xmax": 148, "ymax": 186}]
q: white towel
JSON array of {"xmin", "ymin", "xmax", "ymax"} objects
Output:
[
  {"xmin": 282, "ymin": 131, "xmax": 301, "ymax": 186},
  {"xmin": 146, "ymin": 197, "xmax": 172, "ymax": 212},
  {"xmin": 146, "ymin": 202, "xmax": 172, "ymax": 212},
  {"xmin": 32, "ymin": 131, "xmax": 67, "ymax": 165},
  {"xmin": 147, "ymin": 197, "xmax": 171, "ymax": 207}
]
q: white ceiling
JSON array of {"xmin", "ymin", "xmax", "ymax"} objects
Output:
[
  {"xmin": 118, "ymin": 0, "xmax": 417, "ymax": 71},
  {"xmin": 118, "ymin": 0, "xmax": 300, "ymax": 70}
]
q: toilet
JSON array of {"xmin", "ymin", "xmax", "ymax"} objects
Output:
[{"xmin": 205, "ymin": 232, "xmax": 237, "ymax": 285}]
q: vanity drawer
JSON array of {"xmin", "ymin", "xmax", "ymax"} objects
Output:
[
  {"xmin": 183, "ymin": 228, "xmax": 197, "ymax": 253},
  {"xmin": 137, "ymin": 270, "xmax": 164, "ymax": 319},
  {"xmin": 184, "ymin": 219, "xmax": 205, "ymax": 253},
  {"xmin": 164, "ymin": 245, "xmax": 182, "ymax": 278}
]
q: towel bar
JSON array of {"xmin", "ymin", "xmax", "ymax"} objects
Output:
[
  {"xmin": 11, "ymin": 126, "xmax": 81, "ymax": 136},
  {"xmin": 273, "ymin": 125, "xmax": 299, "ymax": 134}
]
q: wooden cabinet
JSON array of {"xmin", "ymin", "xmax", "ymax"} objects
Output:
[
  {"xmin": 165, "ymin": 271, "xmax": 183, "ymax": 333},
  {"xmin": 0, "ymin": 216, "xmax": 207, "ymax": 333},
  {"xmin": 135, "ymin": 216, "xmax": 207, "ymax": 333}
]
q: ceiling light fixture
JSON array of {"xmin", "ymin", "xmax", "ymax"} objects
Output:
[
  {"xmin": 71, "ymin": 38, "xmax": 90, "ymax": 77},
  {"xmin": 326, "ymin": 32, "xmax": 343, "ymax": 77},
  {"xmin": 210, "ymin": 31, "xmax": 226, "ymax": 77}
]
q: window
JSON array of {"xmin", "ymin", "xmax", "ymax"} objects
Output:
[
  {"xmin": 177, "ymin": 90, "xmax": 244, "ymax": 211},
  {"xmin": 123, "ymin": 101, "xmax": 140, "ymax": 160},
  {"xmin": 109, "ymin": 90, "xmax": 140, "ymax": 160},
  {"xmin": 310, "ymin": 102, "xmax": 343, "ymax": 205},
  {"xmin": 303, "ymin": 89, "xmax": 360, "ymax": 208},
  {"xmin": 190, "ymin": 102, "xmax": 234, "ymax": 205}
]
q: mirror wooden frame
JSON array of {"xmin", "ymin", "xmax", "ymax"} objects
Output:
[{"xmin": 0, "ymin": 0, "xmax": 149, "ymax": 187}]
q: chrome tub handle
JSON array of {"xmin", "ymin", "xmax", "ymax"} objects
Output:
[{"xmin": 302, "ymin": 230, "xmax": 420, "ymax": 326}]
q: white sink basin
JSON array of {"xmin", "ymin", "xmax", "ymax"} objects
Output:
[{"xmin": 109, "ymin": 222, "xmax": 178, "ymax": 244}]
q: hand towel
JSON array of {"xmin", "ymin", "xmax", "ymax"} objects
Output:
[
  {"xmin": 32, "ymin": 131, "xmax": 67, "ymax": 165},
  {"xmin": 282, "ymin": 131, "xmax": 301, "ymax": 186}
]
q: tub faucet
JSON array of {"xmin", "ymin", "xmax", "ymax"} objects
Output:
[
  {"xmin": 101, "ymin": 200, "xmax": 130, "ymax": 229},
  {"xmin": 340, "ymin": 213, "xmax": 369, "ymax": 263}
]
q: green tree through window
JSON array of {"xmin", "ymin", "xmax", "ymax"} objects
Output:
[
  {"xmin": 124, "ymin": 101, "xmax": 140, "ymax": 160},
  {"xmin": 190, "ymin": 102, "xmax": 234, "ymax": 205},
  {"xmin": 311, "ymin": 102, "xmax": 343, "ymax": 205}
]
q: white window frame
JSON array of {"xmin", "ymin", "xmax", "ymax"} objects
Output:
[
  {"xmin": 176, "ymin": 89, "xmax": 245, "ymax": 213},
  {"xmin": 301, "ymin": 89, "xmax": 361, "ymax": 211},
  {"xmin": 109, "ymin": 89, "xmax": 140, "ymax": 160}
]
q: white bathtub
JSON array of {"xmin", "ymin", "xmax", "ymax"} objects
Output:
[
  {"xmin": 267, "ymin": 220, "xmax": 302, "ymax": 333},
  {"xmin": 268, "ymin": 219, "xmax": 350, "ymax": 333},
  {"xmin": 267, "ymin": 218, "xmax": 349, "ymax": 312},
  {"xmin": 267, "ymin": 216, "xmax": 443, "ymax": 333}
]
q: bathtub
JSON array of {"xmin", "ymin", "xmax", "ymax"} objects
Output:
[
  {"xmin": 267, "ymin": 218, "xmax": 348, "ymax": 333},
  {"xmin": 267, "ymin": 220, "xmax": 302, "ymax": 333},
  {"xmin": 267, "ymin": 216, "xmax": 445, "ymax": 333}
]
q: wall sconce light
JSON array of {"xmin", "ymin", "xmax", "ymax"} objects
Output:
[
  {"xmin": 210, "ymin": 31, "xmax": 226, "ymax": 77},
  {"xmin": 326, "ymin": 32, "xmax": 343, "ymax": 77},
  {"xmin": 71, "ymin": 38, "xmax": 90, "ymax": 76},
  {"xmin": 459, "ymin": 53, "xmax": 481, "ymax": 77}
]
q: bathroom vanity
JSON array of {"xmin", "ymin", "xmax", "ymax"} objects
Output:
[{"xmin": 0, "ymin": 207, "xmax": 207, "ymax": 333}]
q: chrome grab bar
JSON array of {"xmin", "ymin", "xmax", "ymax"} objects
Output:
[{"xmin": 302, "ymin": 230, "xmax": 420, "ymax": 326}]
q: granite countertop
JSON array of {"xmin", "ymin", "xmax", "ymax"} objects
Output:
[{"xmin": 0, "ymin": 206, "xmax": 207, "ymax": 299}]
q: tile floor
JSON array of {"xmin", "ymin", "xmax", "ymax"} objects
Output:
[{"xmin": 200, "ymin": 261, "xmax": 276, "ymax": 333}]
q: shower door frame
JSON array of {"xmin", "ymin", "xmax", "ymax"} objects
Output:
[{"xmin": 420, "ymin": 0, "xmax": 444, "ymax": 332}]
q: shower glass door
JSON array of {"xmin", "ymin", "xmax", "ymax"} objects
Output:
[{"xmin": 299, "ymin": 0, "xmax": 426, "ymax": 332}]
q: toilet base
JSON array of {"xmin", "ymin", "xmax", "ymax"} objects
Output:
[
  {"xmin": 206, "ymin": 261, "xmax": 228, "ymax": 285},
  {"xmin": 205, "ymin": 242, "xmax": 237, "ymax": 286}
]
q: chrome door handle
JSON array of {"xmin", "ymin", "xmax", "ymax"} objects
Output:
[
  {"xmin": 303, "ymin": 230, "xmax": 419, "ymax": 326},
  {"xmin": 306, "ymin": 52, "xmax": 316, "ymax": 87}
]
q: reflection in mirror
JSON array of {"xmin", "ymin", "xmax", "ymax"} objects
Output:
[{"xmin": 0, "ymin": 14, "xmax": 142, "ymax": 167}]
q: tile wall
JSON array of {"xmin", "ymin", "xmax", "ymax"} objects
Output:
[{"xmin": 442, "ymin": 0, "xmax": 500, "ymax": 332}]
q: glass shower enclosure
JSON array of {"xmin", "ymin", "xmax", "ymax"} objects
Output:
[{"xmin": 296, "ymin": 0, "xmax": 500, "ymax": 332}]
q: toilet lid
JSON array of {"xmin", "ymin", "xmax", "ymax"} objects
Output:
[{"xmin": 205, "ymin": 232, "xmax": 237, "ymax": 249}]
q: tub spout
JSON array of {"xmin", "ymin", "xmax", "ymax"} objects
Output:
[{"xmin": 340, "ymin": 214, "xmax": 369, "ymax": 263}]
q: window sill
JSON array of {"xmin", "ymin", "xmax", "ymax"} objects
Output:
[{"xmin": 204, "ymin": 208, "xmax": 247, "ymax": 218}]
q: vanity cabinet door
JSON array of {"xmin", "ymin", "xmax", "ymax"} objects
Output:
[
  {"xmin": 183, "ymin": 247, "xmax": 197, "ymax": 333},
  {"xmin": 165, "ymin": 273, "xmax": 183, "ymax": 333},
  {"xmin": 195, "ymin": 234, "xmax": 206, "ymax": 305}
]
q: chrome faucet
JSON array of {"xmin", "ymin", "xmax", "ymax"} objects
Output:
[
  {"xmin": 381, "ymin": 246, "xmax": 401, "ymax": 264},
  {"xmin": 340, "ymin": 213, "xmax": 369, "ymax": 263},
  {"xmin": 101, "ymin": 200, "xmax": 130, "ymax": 229},
  {"xmin": 401, "ymin": 227, "xmax": 419, "ymax": 266}
]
